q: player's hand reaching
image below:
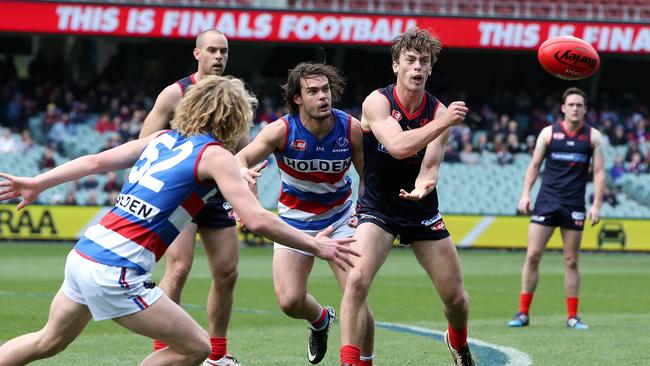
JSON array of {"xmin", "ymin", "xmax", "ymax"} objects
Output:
[
  {"xmin": 587, "ymin": 205, "xmax": 601, "ymax": 226},
  {"xmin": 518, "ymin": 195, "xmax": 532, "ymax": 215},
  {"xmin": 0, "ymin": 173, "xmax": 42, "ymax": 210},
  {"xmin": 442, "ymin": 101, "xmax": 468, "ymax": 127},
  {"xmin": 240, "ymin": 160, "xmax": 269, "ymax": 185},
  {"xmin": 312, "ymin": 226, "xmax": 359, "ymax": 271},
  {"xmin": 399, "ymin": 180, "xmax": 436, "ymax": 201}
]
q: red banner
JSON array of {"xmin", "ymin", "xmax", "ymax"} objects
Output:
[{"xmin": 1, "ymin": 1, "xmax": 649, "ymax": 53}]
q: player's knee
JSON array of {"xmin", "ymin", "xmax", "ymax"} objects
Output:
[
  {"xmin": 526, "ymin": 252, "xmax": 543, "ymax": 267},
  {"xmin": 345, "ymin": 270, "xmax": 370, "ymax": 300},
  {"xmin": 165, "ymin": 259, "xmax": 193, "ymax": 284},
  {"xmin": 565, "ymin": 256, "xmax": 579, "ymax": 270},
  {"xmin": 212, "ymin": 265, "xmax": 238, "ymax": 289},
  {"xmin": 444, "ymin": 290, "xmax": 469, "ymax": 311},
  {"xmin": 37, "ymin": 334, "xmax": 70, "ymax": 358},
  {"xmin": 276, "ymin": 292, "xmax": 306, "ymax": 317},
  {"xmin": 181, "ymin": 329, "xmax": 211, "ymax": 363}
]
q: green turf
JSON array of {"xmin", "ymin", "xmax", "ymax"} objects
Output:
[{"xmin": 1, "ymin": 243, "xmax": 649, "ymax": 365}]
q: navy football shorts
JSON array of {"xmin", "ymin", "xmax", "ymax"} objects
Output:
[
  {"xmin": 192, "ymin": 192, "xmax": 237, "ymax": 228},
  {"xmin": 531, "ymin": 201, "xmax": 586, "ymax": 231},
  {"xmin": 356, "ymin": 207, "xmax": 450, "ymax": 245}
]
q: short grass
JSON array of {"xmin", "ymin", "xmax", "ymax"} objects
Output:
[{"xmin": 1, "ymin": 243, "xmax": 649, "ymax": 365}]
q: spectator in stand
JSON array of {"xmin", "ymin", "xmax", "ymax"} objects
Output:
[
  {"xmin": 256, "ymin": 104, "xmax": 278, "ymax": 125},
  {"xmin": 47, "ymin": 113, "xmax": 75, "ymax": 152},
  {"xmin": 85, "ymin": 193, "xmax": 99, "ymax": 206},
  {"xmin": 524, "ymin": 135, "xmax": 536, "ymax": 155},
  {"xmin": 600, "ymin": 119, "xmax": 615, "ymax": 143},
  {"xmin": 628, "ymin": 117, "xmax": 648, "ymax": 144},
  {"xmin": 79, "ymin": 175, "xmax": 99, "ymax": 191},
  {"xmin": 17, "ymin": 130, "xmax": 35, "ymax": 154},
  {"xmin": 474, "ymin": 133, "xmax": 489, "ymax": 154},
  {"xmin": 64, "ymin": 190, "xmax": 77, "ymax": 205},
  {"xmin": 627, "ymin": 152, "xmax": 648, "ymax": 175},
  {"xmin": 39, "ymin": 147, "xmax": 56, "ymax": 170},
  {"xmin": 42, "ymin": 103, "xmax": 61, "ymax": 134},
  {"xmin": 5, "ymin": 92, "xmax": 23, "ymax": 130},
  {"xmin": 495, "ymin": 135, "xmax": 514, "ymax": 165},
  {"xmin": 443, "ymin": 142, "xmax": 461, "ymax": 163},
  {"xmin": 95, "ymin": 113, "xmax": 115, "ymax": 133},
  {"xmin": 0, "ymin": 128, "xmax": 17, "ymax": 153},
  {"xmin": 610, "ymin": 125, "xmax": 628, "ymax": 146},
  {"xmin": 459, "ymin": 143, "xmax": 480, "ymax": 165},
  {"xmin": 609, "ymin": 155, "xmax": 626, "ymax": 189},
  {"xmin": 625, "ymin": 142, "xmax": 644, "ymax": 163},
  {"xmin": 506, "ymin": 133, "xmax": 521, "ymax": 154},
  {"xmin": 103, "ymin": 171, "xmax": 121, "ymax": 193}
]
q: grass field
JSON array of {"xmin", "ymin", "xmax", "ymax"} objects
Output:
[{"xmin": 1, "ymin": 243, "xmax": 649, "ymax": 365}]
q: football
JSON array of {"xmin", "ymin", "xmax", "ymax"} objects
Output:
[{"xmin": 537, "ymin": 36, "xmax": 600, "ymax": 80}]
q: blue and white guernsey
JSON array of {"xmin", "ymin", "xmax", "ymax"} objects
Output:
[
  {"xmin": 274, "ymin": 108, "xmax": 353, "ymax": 231},
  {"xmin": 74, "ymin": 130, "xmax": 220, "ymax": 274}
]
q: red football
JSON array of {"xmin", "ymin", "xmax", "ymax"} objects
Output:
[{"xmin": 537, "ymin": 36, "xmax": 600, "ymax": 80}]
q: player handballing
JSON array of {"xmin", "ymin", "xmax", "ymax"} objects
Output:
[
  {"xmin": 508, "ymin": 87, "xmax": 605, "ymax": 330},
  {"xmin": 338, "ymin": 28, "xmax": 475, "ymax": 366}
]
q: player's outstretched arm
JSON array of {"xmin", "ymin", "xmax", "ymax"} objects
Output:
[
  {"xmin": 588, "ymin": 129, "xmax": 605, "ymax": 225},
  {"xmin": 399, "ymin": 127, "xmax": 451, "ymax": 201},
  {"xmin": 518, "ymin": 127, "xmax": 550, "ymax": 214},
  {"xmin": 361, "ymin": 91, "xmax": 467, "ymax": 159},
  {"xmin": 235, "ymin": 120, "xmax": 286, "ymax": 186},
  {"xmin": 139, "ymin": 84, "xmax": 181, "ymax": 138},
  {"xmin": 0, "ymin": 135, "xmax": 156, "ymax": 210},
  {"xmin": 200, "ymin": 145, "xmax": 359, "ymax": 270}
]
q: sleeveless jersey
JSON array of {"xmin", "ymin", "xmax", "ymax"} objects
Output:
[
  {"xmin": 75, "ymin": 130, "xmax": 220, "ymax": 274},
  {"xmin": 537, "ymin": 122, "xmax": 593, "ymax": 206},
  {"xmin": 176, "ymin": 73, "xmax": 197, "ymax": 96},
  {"xmin": 359, "ymin": 84, "xmax": 441, "ymax": 218},
  {"xmin": 274, "ymin": 108, "xmax": 353, "ymax": 231}
]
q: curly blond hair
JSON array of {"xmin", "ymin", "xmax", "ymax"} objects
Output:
[{"xmin": 171, "ymin": 75, "xmax": 256, "ymax": 150}]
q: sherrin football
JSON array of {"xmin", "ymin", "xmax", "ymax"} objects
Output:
[{"xmin": 537, "ymin": 36, "xmax": 600, "ymax": 80}]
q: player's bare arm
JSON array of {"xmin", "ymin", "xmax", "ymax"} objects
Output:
[
  {"xmin": 399, "ymin": 128, "xmax": 451, "ymax": 202},
  {"xmin": 518, "ymin": 126, "xmax": 551, "ymax": 214},
  {"xmin": 0, "ymin": 134, "xmax": 157, "ymax": 210},
  {"xmin": 350, "ymin": 116, "xmax": 364, "ymax": 193},
  {"xmin": 200, "ymin": 144, "xmax": 359, "ymax": 270},
  {"xmin": 588, "ymin": 129, "xmax": 605, "ymax": 225},
  {"xmin": 235, "ymin": 119, "xmax": 286, "ymax": 185},
  {"xmin": 361, "ymin": 91, "xmax": 467, "ymax": 160},
  {"xmin": 138, "ymin": 84, "xmax": 183, "ymax": 138}
]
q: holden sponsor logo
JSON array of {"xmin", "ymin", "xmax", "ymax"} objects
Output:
[
  {"xmin": 578, "ymin": 134, "xmax": 589, "ymax": 141},
  {"xmin": 292, "ymin": 139, "xmax": 307, "ymax": 151},
  {"xmin": 337, "ymin": 137, "xmax": 349, "ymax": 147},
  {"xmin": 531, "ymin": 215, "xmax": 545, "ymax": 222},
  {"xmin": 283, "ymin": 157, "xmax": 351, "ymax": 173},
  {"xmin": 116, "ymin": 194, "xmax": 160, "ymax": 222},
  {"xmin": 567, "ymin": 141, "xmax": 575, "ymax": 146},
  {"xmin": 391, "ymin": 110, "xmax": 402, "ymax": 121},
  {"xmin": 553, "ymin": 132, "xmax": 565, "ymax": 140},
  {"xmin": 554, "ymin": 49, "xmax": 598, "ymax": 69}
]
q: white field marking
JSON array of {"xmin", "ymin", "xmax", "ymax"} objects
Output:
[
  {"xmin": 376, "ymin": 321, "xmax": 533, "ymax": 366},
  {"xmin": 459, "ymin": 215, "xmax": 496, "ymax": 248}
]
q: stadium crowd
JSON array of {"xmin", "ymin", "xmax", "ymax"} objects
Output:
[{"xmin": 1, "ymin": 63, "xmax": 649, "ymax": 206}]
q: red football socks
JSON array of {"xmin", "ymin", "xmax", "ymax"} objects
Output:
[
  {"xmin": 519, "ymin": 292, "xmax": 534, "ymax": 315},
  {"xmin": 207, "ymin": 337, "xmax": 227, "ymax": 361},
  {"xmin": 153, "ymin": 340, "xmax": 167, "ymax": 351},
  {"xmin": 567, "ymin": 297, "xmax": 579, "ymax": 319},
  {"xmin": 340, "ymin": 344, "xmax": 360, "ymax": 365},
  {"xmin": 447, "ymin": 324, "xmax": 468, "ymax": 351}
]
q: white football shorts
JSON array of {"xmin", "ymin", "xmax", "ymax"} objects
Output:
[
  {"xmin": 62, "ymin": 249, "xmax": 163, "ymax": 321},
  {"xmin": 274, "ymin": 207, "xmax": 355, "ymax": 257}
]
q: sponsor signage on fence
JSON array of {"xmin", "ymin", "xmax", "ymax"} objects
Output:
[{"xmin": 1, "ymin": 1, "xmax": 650, "ymax": 53}]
